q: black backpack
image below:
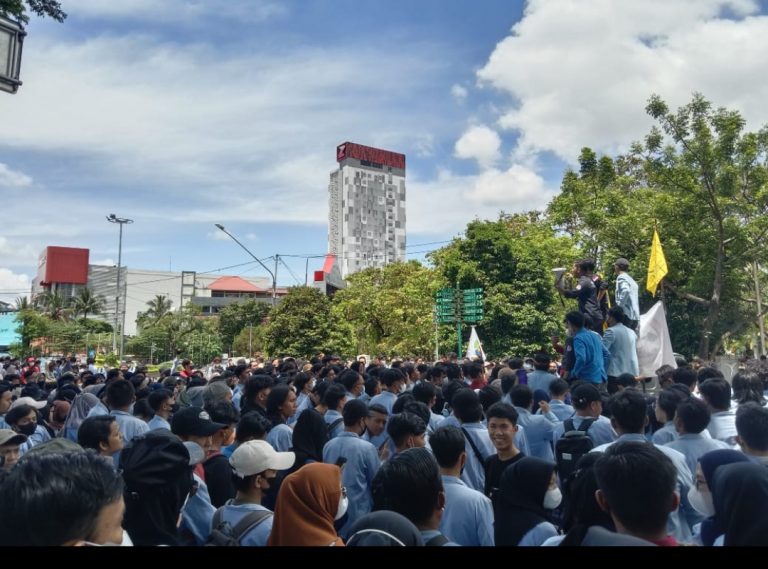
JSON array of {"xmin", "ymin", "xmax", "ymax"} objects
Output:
[
  {"xmin": 205, "ymin": 507, "xmax": 273, "ymax": 546},
  {"xmin": 555, "ymin": 418, "xmax": 595, "ymax": 482}
]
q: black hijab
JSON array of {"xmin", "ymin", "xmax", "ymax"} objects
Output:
[
  {"xmin": 494, "ymin": 456, "xmax": 555, "ymax": 546},
  {"xmin": 712, "ymin": 462, "xmax": 768, "ymax": 546},
  {"xmin": 346, "ymin": 511, "xmax": 424, "ymax": 546},
  {"xmin": 289, "ymin": 408, "xmax": 329, "ymax": 473}
]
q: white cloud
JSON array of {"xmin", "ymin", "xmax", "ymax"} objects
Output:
[
  {"xmin": 454, "ymin": 125, "xmax": 502, "ymax": 169},
  {"xmin": 451, "ymin": 84, "xmax": 468, "ymax": 101},
  {"xmin": 0, "ymin": 268, "xmax": 31, "ymax": 305},
  {"xmin": 466, "ymin": 164, "xmax": 550, "ymax": 207},
  {"xmin": 0, "ymin": 237, "xmax": 40, "ymax": 266},
  {"xmin": 477, "ymin": 0, "xmax": 768, "ymax": 163},
  {"xmin": 208, "ymin": 230, "xmax": 232, "ymax": 241},
  {"xmin": 0, "ymin": 163, "xmax": 32, "ymax": 189}
]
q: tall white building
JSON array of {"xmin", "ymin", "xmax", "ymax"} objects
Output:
[{"xmin": 329, "ymin": 142, "xmax": 406, "ymax": 278}]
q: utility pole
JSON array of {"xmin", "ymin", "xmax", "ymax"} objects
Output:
[
  {"xmin": 273, "ymin": 254, "xmax": 279, "ymax": 305},
  {"xmin": 248, "ymin": 323, "xmax": 253, "ymax": 357},
  {"xmin": 214, "ymin": 224, "xmax": 276, "ymax": 308},
  {"xmin": 107, "ymin": 214, "xmax": 133, "ymax": 360},
  {"xmin": 755, "ymin": 261, "xmax": 766, "ymax": 357}
]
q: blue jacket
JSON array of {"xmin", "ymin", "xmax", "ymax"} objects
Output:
[{"xmin": 571, "ymin": 328, "xmax": 610, "ymax": 383}]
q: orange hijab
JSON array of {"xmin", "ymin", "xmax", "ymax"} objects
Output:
[{"xmin": 267, "ymin": 462, "xmax": 345, "ymax": 547}]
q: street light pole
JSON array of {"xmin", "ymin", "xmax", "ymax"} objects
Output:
[
  {"xmin": 107, "ymin": 214, "xmax": 134, "ymax": 361},
  {"xmin": 214, "ymin": 224, "xmax": 276, "ymax": 307}
]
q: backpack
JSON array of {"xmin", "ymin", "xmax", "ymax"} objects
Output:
[
  {"xmin": 205, "ymin": 507, "xmax": 273, "ymax": 546},
  {"xmin": 327, "ymin": 418, "xmax": 344, "ymax": 436},
  {"xmin": 555, "ymin": 418, "xmax": 595, "ymax": 481}
]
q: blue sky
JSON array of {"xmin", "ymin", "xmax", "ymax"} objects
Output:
[{"xmin": 2, "ymin": 0, "xmax": 768, "ymax": 301}]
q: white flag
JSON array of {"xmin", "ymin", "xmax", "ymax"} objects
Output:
[
  {"xmin": 636, "ymin": 301, "xmax": 677, "ymax": 378},
  {"xmin": 465, "ymin": 326, "xmax": 486, "ymax": 361}
]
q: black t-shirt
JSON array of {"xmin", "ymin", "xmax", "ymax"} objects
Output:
[
  {"xmin": 203, "ymin": 453, "xmax": 236, "ymax": 508},
  {"xmin": 484, "ymin": 452, "xmax": 525, "ymax": 499}
]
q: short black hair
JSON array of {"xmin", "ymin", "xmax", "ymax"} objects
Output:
[
  {"xmin": 429, "ymin": 426, "xmax": 465, "ymax": 468},
  {"xmin": 675, "ymin": 398, "xmax": 710, "ymax": 434},
  {"xmin": 322, "ymin": 383, "xmax": 347, "ymax": 410},
  {"xmin": 478, "ymin": 385, "xmax": 501, "ymax": 413},
  {"xmin": 594, "ymin": 442, "xmax": 677, "ymax": 536},
  {"xmin": 402, "ymin": 401, "xmax": 431, "ymax": 426},
  {"xmin": 106, "ymin": 369, "xmax": 121, "ymax": 382},
  {"xmin": 5, "ymin": 404, "xmax": 35, "ymax": 427},
  {"xmin": 485, "ymin": 402, "xmax": 518, "ymax": 425},
  {"xmin": 364, "ymin": 377, "xmax": 380, "ymax": 397},
  {"xmin": 0, "ymin": 450, "xmax": 124, "ymax": 546},
  {"xmin": 561, "ymin": 452, "xmax": 612, "ymax": 532},
  {"xmin": 565, "ymin": 311, "xmax": 585, "ymax": 329},
  {"xmin": 672, "ymin": 367, "xmax": 698, "ymax": 389},
  {"xmin": 608, "ymin": 306, "xmax": 625, "ymax": 322},
  {"xmin": 467, "ymin": 362, "xmax": 484, "ymax": 379},
  {"xmin": 576, "ymin": 259, "xmax": 596, "ymax": 273},
  {"xmin": 292, "ymin": 372, "xmax": 313, "ymax": 393},
  {"xmin": 236, "ymin": 411, "xmax": 271, "ymax": 443},
  {"xmin": 206, "ymin": 400, "xmax": 240, "ymax": 426},
  {"xmin": 148, "ymin": 389, "xmax": 174, "ymax": 413},
  {"xmin": 106, "ymin": 379, "xmax": 135, "ymax": 409},
  {"xmin": 699, "ymin": 378, "xmax": 732, "ymax": 411},
  {"xmin": 371, "ymin": 447, "xmax": 442, "ymax": 526},
  {"xmin": 338, "ymin": 369, "xmax": 363, "ymax": 393},
  {"xmin": 380, "ymin": 368, "xmax": 405, "ymax": 388},
  {"xmin": 697, "ymin": 367, "xmax": 724, "ymax": 383},
  {"xmin": 732, "ymin": 371, "xmax": 766, "ymax": 406},
  {"xmin": 451, "ymin": 389, "xmax": 483, "ymax": 423},
  {"xmin": 132, "ymin": 398, "xmax": 153, "ymax": 420},
  {"xmin": 443, "ymin": 363, "xmax": 462, "ymax": 381},
  {"xmin": 77, "ymin": 415, "xmax": 117, "ymax": 451},
  {"xmin": 510, "ymin": 384, "xmax": 533, "ymax": 409},
  {"xmin": 549, "ymin": 378, "xmax": 569, "ymax": 397},
  {"xmin": 441, "ymin": 380, "xmax": 466, "ymax": 409},
  {"xmin": 342, "ymin": 399, "xmax": 369, "ymax": 426},
  {"xmin": 411, "ymin": 381, "xmax": 436, "ymax": 405},
  {"xmin": 392, "ymin": 392, "xmax": 415, "ymax": 415},
  {"xmin": 266, "ymin": 385, "xmax": 293, "ymax": 421},
  {"xmin": 736, "ymin": 402, "xmax": 768, "ymax": 452},
  {"xmin": 368, "ymin": 403, "xmax": 388, "ymax": 417},
  {"xmin": 386, "ymin": 412, "xmax": 426, "ymax": 448},
  {"xmin": 608, "ymin": 389, "xmax": 647, "ymax": 433},
  {"xmin": 657, "ymin": 388, "xmax": 686, "ymax": 422}
]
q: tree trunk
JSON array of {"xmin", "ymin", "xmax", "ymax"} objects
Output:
[{"xmin": 698, "ymin": 226, "xmax": 725, "ymax": 359}]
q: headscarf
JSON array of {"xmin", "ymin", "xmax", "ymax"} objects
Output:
[
  {"xmin": 267, "ymin": 462, "xmax": 344, "ymax": 546},
  {"xmin": 48, "ymin": 400, "xmax": 71, "ymax": 432},
  {"xmin": 60, "ymin": 393, "xmax": 100, "ymax": 441},
  {"xmin": 289, "ymin": 408, "xmax": 328, "ymax": 474},
  {"xmin": 697, "ymin": 449, "xmax": 751, "ymax": 546},
  {"xmin": 494, "ymin": 456, "xmax": 555, "ymax": 546},
  {"xmin": 711, "ymin": 462, "xmax": 768, "ymax": 546},
  {"xmin": 346, "ymin": 511, "xmax": 424, "ymax": 546}
]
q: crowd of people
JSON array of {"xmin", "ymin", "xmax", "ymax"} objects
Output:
[{"xmin": 0, "ymin": 345, "xmax": 767, "ymax": 547}]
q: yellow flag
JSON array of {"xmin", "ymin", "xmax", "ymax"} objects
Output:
[{"xmin": 647, "ymin": 228, "xmax": 668, "ymax": 296}]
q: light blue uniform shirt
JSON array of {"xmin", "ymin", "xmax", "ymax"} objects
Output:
[
  {"xmin": 514, "ymin": 407, "xmax": 559, "ymax": 462},
  {"xmin": 652, "ymin": 422, "xmax": 678, "ymax": 446},
  {"xmin": 0, "ymin": 415, "xmax": 9, "ymax": 430},
  {"xmin": 603, "ymin": 323, "xmax": 639, "ymax": 377},
  {"xmin": 357, "ymin": 392, "xmax": 371, "ymax": 406},
  {"xmin": 367, "ymin": 391, "xmax": 398, "ymax": 449},
  {"xmin": 518, "ymin": 521, "xmax": 559, "ymax": 546},
  {"xmin": 232, "ymin": 386, "xmax": 243, "ymax": 411},
  {"xmin": 266, "ymin": 423, "xmax": 293, "ymax": 452},
  {"xmin": 591, "ymin": 433, "xmax": 696, "ymax": 543},
  {"xmin": 19, "ymin": 425, "xmax": 51, "ymax": 454},
  {"xmin": 615, "ymin": 272, "xmax": 640, "ymax": 322},
  {"xmin": 322, "ymin": 432, "xmax": 381, "ymax": 536},
  {"xmin": 429, "ymin": 412, "xmax": 445, "ymax": 433},
  {"xmin": 289, "ymin": 392, "xmax": 312, "ymax": 425},
  {"xmin": 707, "ymin": 411, "xmax": 739, "ymax": 447},
  {"xmin": 527, "ymin": 371, "xmax": 559, "ymax": 395},
  {"xmin": 147, "ymin": 415, "xmax": 171, "ymax": 432},
  {"xmin": 181, "ymin": 472, "xmax": 216, "ymax": 545},
  {"xmin": 439, "ymin": 475, "xmax": 494, "ymax": 546},
  {"xmin": 86, "ymin": 401, "xmax": 109, "ymax": 418},
  {"xmin": 110, "ymin": 410, "xmax": 149, "ymax": 467},
  {"xmin": 458, "ymin": 422, "xmax": 496, "ymax": 493},
  {"xmin": 572, "ymin": 328, "xmax": 610, "ymax": 383},
  {"xmin": 324, "ymin": 410, "xmax": 345, "ymax": 440},
  {"xmin": 665, "ymin": 433, "xmax": 732, "ymax": 477},
  {"xmin": 213, "ymin": 501, "xmax": 273, "ymax": 546},
  {"xmin": 552, "ymin": 414, "xmax": 616, "ymax": 448},
  {"xmin": 537, "ymin": 400, "xmax": 574, "ymax": 421},
  {"xmin": 420, "ymin": 529, "xmax": 460, "ymax": 546}
]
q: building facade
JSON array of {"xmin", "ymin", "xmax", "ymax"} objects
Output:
[{"xmin": 328, "ymin": 142, "xmax": 406, "ymax": 278}]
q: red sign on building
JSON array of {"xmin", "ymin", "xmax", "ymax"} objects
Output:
[
  {"xmin": 36, "ymin": 247, "xmax": 89, "ymax": 286},
  {"xmin": 336, "ymin": 142, "xmax": 406, "ymax": 170}
]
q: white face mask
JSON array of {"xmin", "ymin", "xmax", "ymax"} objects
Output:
[
  {"xmin": 335, "ymin": 493, "xmax": 349, "ymax": 521},
  {"xmin": 688, "ymin": 486, "xmax": 715, "ymax": 517},
  {"xmin": 543, "ymin": 487, "xmax": 563, "ymax": 510},
  {"xmin": 399, "ymin": 383, "xmax": 407, "ymax": 394},
  {"xmin": 84, "ymin": 530, "xmax": 134, "ymax": 547}
]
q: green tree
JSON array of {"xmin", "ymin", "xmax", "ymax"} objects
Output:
[
  {"xmin": 0, "ymin": 0, "xmax": 66, "ymax": 23},
  {"xmin": 14, "ymin": 308, "xmax": 50, "ymax": 353},
  {"xmin": 332, "ymin": 261, "xmax": 440, "ymax": 357},
  {"xmin": 14, "ymin": 296, "xmax": 29, "ymax": 311},
  {"xmin": 232, "ymin": 324, "xmax": 265, "ymax": 357},
  {"xmin": 263, "ymin": 287, "xmax": 351, "ymax": 358},
  {"xmin": 35, "ymin": 290, "xmax": 70, "ymax": 321},
  {"xmin": 217, "ymin": 299, "xmax": 272, "ymax": 353},
  {"xmin": 139, "ymin": 295, "xmax": 173, "ymax": 326},
  {"xmin": 72, "ymin": 287, "xmax": 106, "ymax": 321}
]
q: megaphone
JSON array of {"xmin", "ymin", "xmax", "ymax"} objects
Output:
[{"xmin": 552, "ymin": 268, "xmax": 566, "ymax": 285}]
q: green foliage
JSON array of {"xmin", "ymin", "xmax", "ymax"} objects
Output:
[
  {"xmin": 72, "ymin": 287, "xmax": 106, "ymax": 321},
  {"xmin": 0, "ymin": 0, "xmax": 66, "ymax": 24},
  {"xmin": 263, "ymin": 287, "xmax": 352, "ymax": 358},
  {"xmin": 232, "ymin": 324, "xmax": 265, "ymax": 357},
  {"xmin": 332, "ymin": 261, "xmax": 439, "ymax": 357},
  {"xmin": 217, "ymin": 299, "xmax": 272, "ymax": 352}
]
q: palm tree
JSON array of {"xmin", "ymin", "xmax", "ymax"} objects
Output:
[
  {"xmin": 37, "ymin": 291, "xmax": 70, "ymax": 321},
  {"xmin": 14, "ymin": 296, "xmax": 30, "ymax": 311},
  {"xmin": 145, "ymin": 295, "xmax": 173, "ymax": 322},
  {"xmin": 72, "ymin": 287, "xmax": 106, "ymax": 320}
]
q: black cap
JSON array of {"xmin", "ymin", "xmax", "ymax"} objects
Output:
[
  {"xmin": 572, "ymin": 383, "xmax": 602, "ymax": 405},
  {"xmin": 171, "ymin": 406, "xmax": 225, "ymax": 437}
]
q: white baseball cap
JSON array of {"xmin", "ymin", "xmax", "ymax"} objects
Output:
[
  {"xmin": 229, "ymin": 440, "xmax": 295, "ymax": 478},
  {"xmin": 10, "ymin": 397, "xmax": 47, "ymax": 410}
]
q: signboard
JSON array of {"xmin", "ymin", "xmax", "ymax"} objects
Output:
[
  {"xmin": 336, "ymin": 142, "xmax": 406, "ymax": 170},
  {"xmin": 0, "ymin": 313, "xmax": 20, "ymax": 348}
]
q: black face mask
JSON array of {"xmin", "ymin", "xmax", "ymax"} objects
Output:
[
  {"xmin": 17, "ymin": 422, "xmax": 37, "ymax": 436},
  {"xmin": 170, "ymin": 403, "xmax": 180, "ymax": 414}
]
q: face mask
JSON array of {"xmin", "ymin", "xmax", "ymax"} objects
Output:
[
  {"xmin": 18, "ymin": 422, "xmax": 37, "ymax": 436},
  {"xmin": 688, "ymin": 486, "xmax": 715, "ymax": 517},
  {"xmin": 399, "ymin": 383, "xmax": 407, "ymax": 394},
  {"xmin": 170, "ymin": 403, "xmax": 180, "ymax": 414},
  {"xmin": 84, "ymin": 530, "xmax": 134, "ymax": 547},
  {"xmin": 335, "ymin": 493, "xmax": 349, "ymax": 521},
  {"xmin": 543, "ymin": 487, "xmax": 563, "ymax": 510}
]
